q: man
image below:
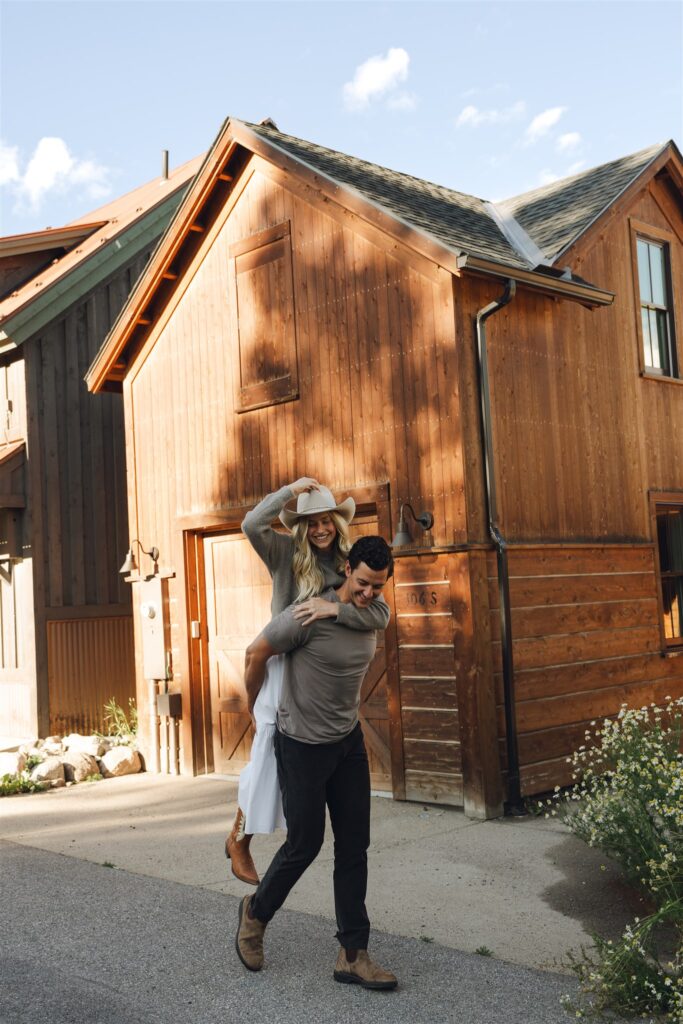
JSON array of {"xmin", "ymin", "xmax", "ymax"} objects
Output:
[{"xmin": 235, "ymin": 535, "xmax": 397, "ymax": 991}]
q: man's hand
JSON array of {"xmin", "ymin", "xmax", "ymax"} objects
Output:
[
  {"xmin": 291, "ymin": 597, "xmax": 339, "ymax": 626},
  {"xmin": 289, "ymin": 477, "xmax": 320, "ymax": 497}
]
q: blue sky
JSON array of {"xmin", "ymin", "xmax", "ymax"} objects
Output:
[{"xmin": 1, "ymin": 0, "xmax": 681, "ymax": 235}]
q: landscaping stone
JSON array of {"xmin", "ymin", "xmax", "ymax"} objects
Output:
[
  {"xmin": 42, "ymin": 736, "xmax": 64, "ymax": 756},
  {"xmin": 30, "ymin": 757, "xmax": 65, "ymax": 784},
  {"xmin": 62, "ymin": 751, "xmax": 100, "ymax": 783},
  {"xmin": 63, "ymin": 733, "xmax": 105, "ymax": 757},
  {"xmin": 0, "ymin": 751, "xmax": 26, "ymax": 777},
  {"xmin": 100, "ymin": 747, "xmax": 141, "ymax": 777}
]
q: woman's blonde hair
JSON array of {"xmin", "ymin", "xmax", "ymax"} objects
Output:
[{"xmin": 291, "ymin": 510, "xmax": 352, "ymax": 601}]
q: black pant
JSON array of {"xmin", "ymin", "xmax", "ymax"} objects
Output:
[{"xmin": 250, "ymin": 722, "xmax": 371, "ymax": 950}]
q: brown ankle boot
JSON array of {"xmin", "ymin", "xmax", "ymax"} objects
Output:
[
  {"xmin": 225, "ymin": 807, "xmax": 259, "ymax": 885},
  {"xmin": 235, "ymin": 895, "xmax": 266, "ymax": 971},
  {"xmin": 333, "ymin": 948, "xmax": 398, "ymax": 990}
]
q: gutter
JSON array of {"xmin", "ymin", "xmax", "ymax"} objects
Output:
[{"xmin": 475, "ymin": 280, "xmax": 525, "ymax": 814}]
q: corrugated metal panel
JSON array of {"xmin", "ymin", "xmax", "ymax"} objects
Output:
[{"xmin": 48, "ymin": 616, "xmax": 135, "ymax": 735}]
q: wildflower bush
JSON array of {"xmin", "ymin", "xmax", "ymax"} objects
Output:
[
  {"xmin": 548, "ymin": 696, "xmax": 683, "ymax": 1022},
  {"xmin": 100, "ymin": 696, "xmax": 138, "ymax": 743}
]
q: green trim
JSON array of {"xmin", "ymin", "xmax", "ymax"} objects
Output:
[{"xmin": 0, "ymin": 187, "xmax": 189, "ymax": 350}]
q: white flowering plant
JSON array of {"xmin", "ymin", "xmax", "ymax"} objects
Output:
[{"xmin": 545, "ymin": 696, "xmax": 683, "ymax": 1022}]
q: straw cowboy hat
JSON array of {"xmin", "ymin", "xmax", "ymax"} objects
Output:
[{"xmin": 279, "ymin": 486, "xmax": 356, "ymax": 530}]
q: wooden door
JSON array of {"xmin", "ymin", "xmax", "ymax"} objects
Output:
[
  {"xmin": 203, "ymin": 532, "xmax": 272, "ymax": 775},
  {"xmin": 201, "ymin": 513, "xmax": 394, "ymax": 791}
]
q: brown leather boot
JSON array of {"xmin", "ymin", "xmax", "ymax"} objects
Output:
[
  {"xmin": 235, "ymin": 895, "xmax": 266, "ymax": 971},
  {"xmin": 333, "ymin": 948, "xmax": 398, "ymax": 990},
  {"xmin": 225, "ymin": 807, "xmax": 259, "ymax": 885}
]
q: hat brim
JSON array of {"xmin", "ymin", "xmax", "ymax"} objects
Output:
[{"xmin": 279, "ymin": 496, "xmax": 356, "ymax": 531}]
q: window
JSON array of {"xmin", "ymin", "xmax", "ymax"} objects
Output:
[
  {"xmin": 655, "ymin": 503, "xmax": 683, "ymax": 648},
  {"xmin": 636, "ymin": 236, "xmax": 678, "ymax": 378},
  {"xmin": 230, "ymin": 222, "xmax": 298, "ymax": 412}
]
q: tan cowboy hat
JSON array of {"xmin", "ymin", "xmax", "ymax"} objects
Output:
[{"xmin": 279, "ymin": 486, "xmax": 356, "ymax": 531}]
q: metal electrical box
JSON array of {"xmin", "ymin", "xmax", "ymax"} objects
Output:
[{"xmin": 139, "ymin": 576, "xmax": 170, "ymax": 679}]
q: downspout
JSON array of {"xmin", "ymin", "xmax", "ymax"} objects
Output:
[{"xmin": 475, "ymin": 280, "xmax": 525, "ymax": 813}]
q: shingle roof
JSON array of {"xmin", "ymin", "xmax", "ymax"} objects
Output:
[
  {"xmin": 496, "ymin": 143, "xmax": 666, "ymax": 262},
  {"xmin": 247, "ymin": 123, "xmax": 672, "ymax": 273},
  {"xmin": 247, "ymin": 122, "xmax": 529, "ymax": 269}
]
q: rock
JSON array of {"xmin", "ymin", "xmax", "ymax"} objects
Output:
[
  {"xmin": 42, "ymin": 736, "xmax": 64, "ymax": 756},
  {"xmin": 0, "ymin": 751, "xmax": 26, "ymax": 777},
  {"xmin": 30, "ymin": 757, "xmax": 65, "ymax": 784},
  {"xmin": 63, "ymin": 733, "xmax": 105, "ymax": 757},
  {"xmin": 62, "ymin": 751, "xmax": 100, "ymax": 783},
  {"xmin": 100, "ymin": 747, "xmax": 141, "ymax": 778},
  {"xmin": 50, "ymin": 778, "xmax": 66, "ymax": 789}
]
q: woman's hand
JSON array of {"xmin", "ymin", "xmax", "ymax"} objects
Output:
[
  {"xmin": 289, "ymin": 477, "xmax": 320, "ymax": 497},
  {"xmin": 291, "ymin": 597, "xmax": 339, "ymax": 626}
]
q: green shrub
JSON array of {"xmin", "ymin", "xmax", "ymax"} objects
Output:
[
  {"xmin": 101, "ymin": 697, "xmax": 138, "ymax": 741},
  {"xmin": 547, "ymin": 697, "xmax": 683, "ymax": 1022},
  {"xmin": 0, "ymin": 772, "xmax": 46, "ymax": 797}
]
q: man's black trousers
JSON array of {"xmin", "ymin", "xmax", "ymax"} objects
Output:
[{"xmin": 250, "ymin": 722, "xmax": 371, "ymax": 950}]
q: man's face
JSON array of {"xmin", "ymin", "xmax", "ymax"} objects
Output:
[{"xmin": 344, "ymin": 560, "xmax": 389, "ymax": 608}]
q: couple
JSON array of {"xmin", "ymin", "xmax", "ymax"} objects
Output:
[{"xmin": 226, "ymin": 478, "xmax": 397, "ymax": 990}]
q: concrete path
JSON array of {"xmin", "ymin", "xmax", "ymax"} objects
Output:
[{"xmin": 1, "ymin": 774, "xmax": 647, "ymax": 1023}]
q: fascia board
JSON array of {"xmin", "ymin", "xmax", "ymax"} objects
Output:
[{"xmin": 0, "ymin": 189, "xmax": 187, "ymax": 352}]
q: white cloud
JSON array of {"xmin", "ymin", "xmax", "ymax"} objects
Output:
[
  {"xmin": 456, "ymin": 100, "xmax": 525, "ymax": 128},
  {"xmin": 2, "ymin": 137, "xmax": 112, "ymax": 211},
  {"xmin": 524, "ymin": 106, "xmax": 567, "ymax": 143},
  {"xmin": 343, "ymin": 47, "xmax": 410, "ymax": 110},
  {"xmin": 387, "ymin": 92, "xmax": 417, "ymax": 112},
  {"xmin": 567, "ymin": 160, "xmax": 586, "ymax": 176},
  {"xmin": 538, "ymin": 169, "xmax": 561, "ymax": 185},
  {"xmin": 0, "ymin": 142, "xmax": 20, "ymax": 186},
  {"xmin": 556, "ymin": 131, "xmax": 581, "ymax": 153}
]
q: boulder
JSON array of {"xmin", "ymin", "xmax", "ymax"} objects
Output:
[
  {"xmin": 0, "ymin": 751, "xmax": 26, "ymax": 777},
  {"xmin": 42, "ymin": 736, "xmax": 64, "ymax": 756},
  {"xmin": 62, "ymin": 751, "xmax": 100, "ymax": 783},
  {"xmin": 63, "ymin": 733, "xmax": 105, "ymax": 757},
  {"xmin": 100, "ymin": 746, "xmax": 141, "ymax": 778},
  {"xmin": 30, "ymin": 757, "xmax": 65, "ymax": 784}
]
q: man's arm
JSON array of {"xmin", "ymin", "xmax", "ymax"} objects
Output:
[{"xmin": 244, "ymin": 635, "xmax": 279, "ymax": 715}]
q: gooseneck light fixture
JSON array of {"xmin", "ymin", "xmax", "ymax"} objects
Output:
[
  {"xmin": 391, "ymin": 503, "xmax": 434, "ymax": 548},
  {"xmin": 119, "ymin": 539, "xmax": 160, "ymax": 578}
]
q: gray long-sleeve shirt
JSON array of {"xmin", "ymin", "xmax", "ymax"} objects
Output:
[{"xmin": 241, "ymin": 485, "xmax": 390, "ymax": 630}]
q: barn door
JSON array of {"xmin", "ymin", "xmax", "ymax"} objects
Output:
[{"xmin": 201, "ymin": 512, "xmax": 395, "ymax": 791}]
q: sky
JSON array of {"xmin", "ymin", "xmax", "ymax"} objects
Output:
[{"xmin": 1, "ymin": 0, "xmax": 682, "ymax": 236}]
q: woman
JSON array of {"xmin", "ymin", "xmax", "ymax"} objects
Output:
[{"xmin": 225, "ymin": 477, "xmax": 390, "ymax": 885}]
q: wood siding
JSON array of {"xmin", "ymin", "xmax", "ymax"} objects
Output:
[{"xmin": 488, "ymin": 545, "xmax": 682, "ymax": 794}]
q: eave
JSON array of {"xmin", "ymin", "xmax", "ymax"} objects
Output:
[{"xmin": 0, "ymin": 222, "xmax": 107, "ymax": 258}]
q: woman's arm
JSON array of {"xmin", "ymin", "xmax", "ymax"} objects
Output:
[
  {"xmin": 241, "ymin": 478, "xmax": 318, "ymax": 570},
  {"xmin": 292, "ymin": 593, "xmax": 391, "ymax": 630}
]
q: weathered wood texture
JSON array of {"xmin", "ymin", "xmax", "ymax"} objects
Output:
[
  {"xmin": 0, "ymin": 249, "xmax": 152, "ymax": 737},
  {"xmin": 124, "ymin": 159, "xmax": 461, "ymax": 782},
  {"xmin": 460, "ymin": 176, "xmax": 683, "ymax": 544},
  {"xmin": 487, "ymin": 545, "xmax": 683, "ymax": 794},
  {"xmin": 390, "ymin": 554, "xmax": 463, "ymax": 805}
]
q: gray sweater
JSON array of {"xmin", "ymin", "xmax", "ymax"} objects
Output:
[{"xmin": 241, "ymin": 485, "xmax": 390, "ymax": 630}]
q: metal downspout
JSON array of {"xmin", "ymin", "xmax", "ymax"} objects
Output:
[{"xmin": 475, "ymin": 280, "xmax": 525, "ymax": 813}]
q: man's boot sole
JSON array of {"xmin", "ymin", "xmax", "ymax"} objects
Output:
[
  {"xmin": 333, "ymin": 970, "xmax": 397, "ymax": 990},
  {"xmin": 225, "ymin": 837, "xmax": 260, "ymax": 886},
  {"xmin": 235, "ymin": 897, "xmax": 263, "ymax": 972}
]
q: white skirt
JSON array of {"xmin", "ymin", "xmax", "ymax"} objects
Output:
[{"xmin": 238, "ymin": 654, "xmax": 287, "ymax": 835}]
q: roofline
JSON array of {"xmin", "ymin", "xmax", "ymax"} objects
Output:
[
  {"xmin": 87, "ymin": 117, "xmax": 617, "ymax": 391},
  {"xmin": 0, "ymin": 222, "xmax": 107, "ymax": 257},
  {"xmin": 554, "ymin": 140, "xmax": 679, "ymax": 262},
  {"xmin": 0, "ymin": 188, "xmax": 189, "ymax": 352}
]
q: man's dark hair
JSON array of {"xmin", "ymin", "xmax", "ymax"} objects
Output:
[{"xmin": 347, "ymin": 535, "xmax": 394, "ymax": 578}]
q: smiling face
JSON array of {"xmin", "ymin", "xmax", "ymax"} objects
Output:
[
  {"xmin": 342, "ymin": 560, "xmax": 389, "ymax": 608},
  {"xmin": 305, "ymin": 513, "xmax": 337, "ymax": 552}
]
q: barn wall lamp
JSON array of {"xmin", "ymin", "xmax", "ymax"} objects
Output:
[
  {"xmin": 119, "ymin": 539, "xmax": 160, "ymax": 579},
  {"xmin": 391, "ymin": 503, "xmax": 435, "ymax": 548}
]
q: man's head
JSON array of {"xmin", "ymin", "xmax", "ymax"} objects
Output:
[{"xmin": 339, "ymin": 535, "xmax": 394, "ymax": 608}]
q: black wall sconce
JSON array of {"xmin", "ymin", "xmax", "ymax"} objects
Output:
[
  {"xmin": 119, "ymin": 539, "xmax": 160, "ymax": 579},
  {"xmin": 391, "ymin": 503, "xmax": 435, "ymax": 548}
]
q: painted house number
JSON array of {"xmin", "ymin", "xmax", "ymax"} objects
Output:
[{"xmin": 407, "ymin": 590, "xmax": 438, "ymax": 606}]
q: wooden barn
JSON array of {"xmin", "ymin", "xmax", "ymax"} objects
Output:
[
  {"xmin": 86, "ymin": 118, "xmax": 683, "ymax": 818},
  {"xmin": 0, "ymin": 155, "xmax": 200, "ymax": 743}
]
